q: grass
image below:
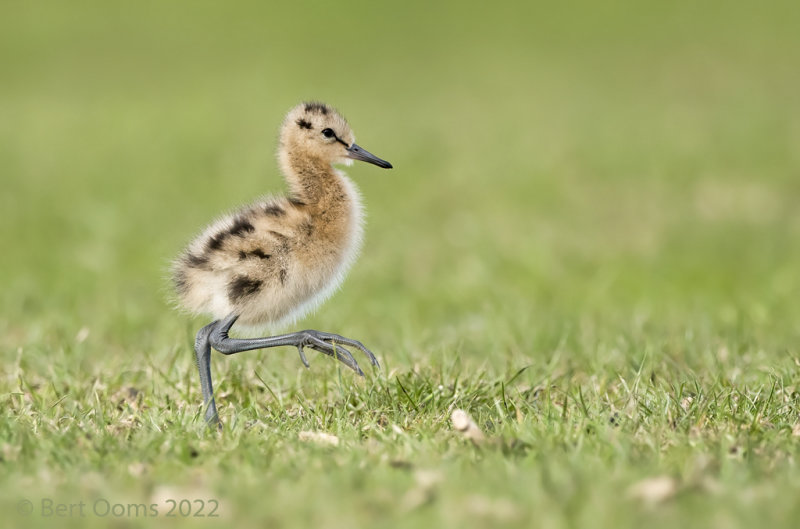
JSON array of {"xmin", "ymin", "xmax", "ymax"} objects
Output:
[{"xmin": 2, "ymin": 1, "xmax": 800, "ymax": 527}]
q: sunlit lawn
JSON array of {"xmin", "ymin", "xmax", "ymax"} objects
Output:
[{"xmin": 2, "ymin": 1, "xmax": 799, "ymax": 528}]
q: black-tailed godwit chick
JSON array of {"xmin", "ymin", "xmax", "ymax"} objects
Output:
[{"xmin": 172, "ymin": 101, "xmax": 392, "ymax": 426}]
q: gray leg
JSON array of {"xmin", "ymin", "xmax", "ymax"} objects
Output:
[
  {"xmin": 195, "ymin": 321, "xmax": 220, "ymax": 426},
  {"xmin": 208, "ymin": 314, "xmax": 379, "ymax": 374},
  {"xmin": 195, "ymin": 313, "xmax": 379, "ymax": 427}
]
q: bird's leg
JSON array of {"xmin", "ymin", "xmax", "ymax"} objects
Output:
[
  {"xmin": 194, "ymin": 314, "xmax": 378, "ymax": 426},
  {"xmin": 195, "ymin": 320, "xmax": 221, "ymax": 427},
  {"xmin": 207, "ymin": 314, "xmax": 379, "ymax": 375}
]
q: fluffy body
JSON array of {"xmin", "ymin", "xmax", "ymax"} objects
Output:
[{"xmin": 172, "ymin": 103, "xmax": 365, "ymax": 329}]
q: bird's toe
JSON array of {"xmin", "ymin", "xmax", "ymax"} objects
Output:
[
  {"xmin": 306, "ymin": 335, "xmax": 363, "ymax": 375},
  {"xmin": 297, "ymin": 344, "xmax": 311, "ymax": 368}
]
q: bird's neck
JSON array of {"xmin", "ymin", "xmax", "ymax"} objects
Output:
[{"xmin": 280, "ymin": 152, "xmax": 356, "ymax": 211}]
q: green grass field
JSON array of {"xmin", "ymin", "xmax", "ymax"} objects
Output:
[{"xmin": 2, "ymin": 1, "xmax": 800, "ymax": 527}]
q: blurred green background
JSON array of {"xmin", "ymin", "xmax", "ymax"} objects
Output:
[
  {"xmin": 2, "ymin": 1, "xmax": 799, "ymax": 338},
  {"xmin": 1, "ymin": 1, "xmax": 799, "ymax": 528}
]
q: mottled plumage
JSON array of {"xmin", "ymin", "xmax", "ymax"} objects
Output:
[
  {"xmin": 172, "ymin": 102, "xmax": 385, "ymax": 328},
  {"xmin": 173, "ymin": 101, "xmax": 392, "ymax": 426}
]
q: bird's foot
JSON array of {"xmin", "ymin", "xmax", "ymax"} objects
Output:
[{"xmin": 295, "ymin": 330, "xmax": 379, "ymax": 376}]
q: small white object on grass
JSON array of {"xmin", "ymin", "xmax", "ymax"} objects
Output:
[
  {"xmin": 75, "ymin": 326, "xmax": 90, "ymax": 343},
  {"xmin": 451, "ymin": 409, "xmax": 485, "ymax": 444},
  {"xmin": 298, "ymin": 431, "xmax": 340, "ymax": 447},
  {"xmin": 626, "ymin": 476, "xmax": 678, "ymax": 505}
]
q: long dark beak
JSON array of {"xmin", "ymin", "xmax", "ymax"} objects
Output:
[{"xmin": 346, "ymin": 143, "xmax": 393, "ymax": 169}]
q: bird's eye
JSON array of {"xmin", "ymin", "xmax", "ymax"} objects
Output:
[{"xmin": 321, "ymin": 128, "xmax": 335, "ymax": 139}]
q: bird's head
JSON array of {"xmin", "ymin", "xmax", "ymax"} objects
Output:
[{"xmin": 279, "ymin": 102, "xmax": 392, "ymax": 170}]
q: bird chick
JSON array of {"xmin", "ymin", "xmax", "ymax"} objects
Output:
[{"xmin": 172, "ymin": 101, "xmax": 392, "ymax": 426}]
